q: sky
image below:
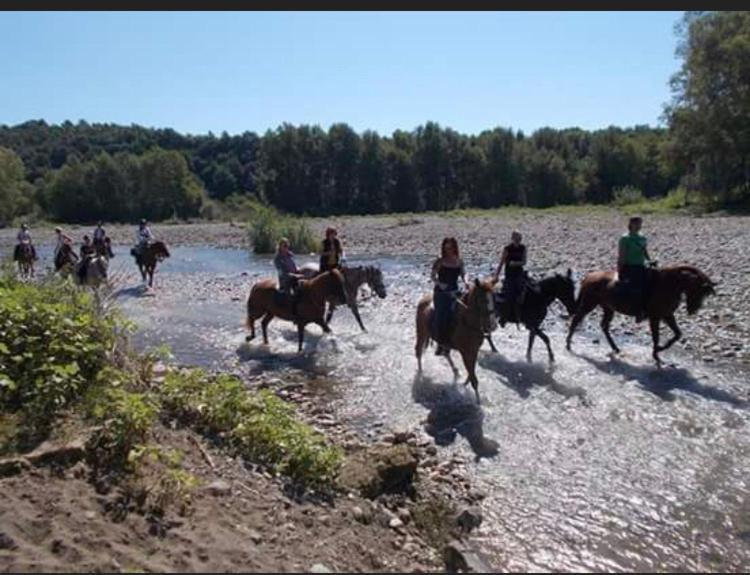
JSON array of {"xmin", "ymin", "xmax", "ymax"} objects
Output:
[{"xmin": 0, "ymin": 11, "xmax": 684, "ymax": 137}]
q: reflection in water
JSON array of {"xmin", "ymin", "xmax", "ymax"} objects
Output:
[{"xmin": 114, "ymin": 246, "xmax": 750, "ymax": 572}]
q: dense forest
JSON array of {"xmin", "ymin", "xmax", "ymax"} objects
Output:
[{"xmin": 0, "ymin": 11, "xmax": 748, "ymax": 226}]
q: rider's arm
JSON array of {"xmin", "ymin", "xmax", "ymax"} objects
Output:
[
  {"xmin": 460, "ymin": 260, "xmax": 470, "ymax": 290},
  {"xmin": 617, "ymin": 238, "xmax": 626, "ymax": 272},
  {"xmin": 493, "ymin": 248, "xmax": 508, "ymax": 281},
  {"xmin": 520, "ymin": 246, "xmax": 527, "ymax": 268},
  {"xmin": 431, "ymin": 258, "xmax": 442, "ymax": 285},
  {"xmin": 643, "ymin": 243, "xmax": 652, "ymax": 264}
]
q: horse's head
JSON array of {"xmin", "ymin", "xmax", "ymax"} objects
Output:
[
  {"xmin": 153, "ymin": 241, "xmax": 171, "ymax": 260},
  {"xmin": 468, "ymin": 277, "xmax": 497, "ymax": 334},
  {"xmin": 680, "ymin": 266, "xmax": 716, "ymax": 315},
  {"xmin": 554, "ymin": 268, "xmax": 578, "ymax": 315},
  {"xmin": 365, "ymin": 266, "xmax": 387, "ymax": 299}
]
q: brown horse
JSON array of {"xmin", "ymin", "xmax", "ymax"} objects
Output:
[
  {"xmin": 131, "ymin": 241, "xmax": 170, "ymax": 288},
  {"xmin": 415, "ymin": 278, "xmax": 497, "ymax": 403},
  {"xmin": 54, "ymin": 243, "xmax": 78, "ymax": 274},
  {"xmin": 14, "ymin": 242, "xmax": 35, "ymax": 278},
  {"xmin": 94, "ymin": 237, "xmax": 114, "ymax": 260},
  {"xmin": 566, "ymin": 264, "xmax": 716, "ymax": 366},
  {"xmin": 245, "ymin": 269, "xmax": 348, "ymax": 352}
]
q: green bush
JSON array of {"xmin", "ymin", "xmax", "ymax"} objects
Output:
[
  {"xmin": 613, "ymin": 186, "xmax": 645, "ymax": 206},
  {"xmin": 158, "ymin": 369, "xmax": 342, "ymax": 488},
  {"xmin": 247, "ymin": 204, "xmax": 317, "ymax": 254},
  {"xmin": 0, "ymin": 273, "xmax": 118, "ymax": 424}
]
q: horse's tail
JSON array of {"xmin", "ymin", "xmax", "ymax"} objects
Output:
[
  {"xmin": 245, "ymin": 290, "xmax": 254, "ymax": 329},
  {"xmin": 416, "ymin": 297, "xmax": 433, "ymax": 352}
]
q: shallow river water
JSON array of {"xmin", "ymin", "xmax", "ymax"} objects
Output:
[{"xmin": 56, "ymin": 246, "xmax": 750, "ymax": 572}]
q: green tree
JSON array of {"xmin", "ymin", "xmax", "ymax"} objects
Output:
[{"xmin": 0, "ymin": 147, "xmax": 35, "ymax": 226}]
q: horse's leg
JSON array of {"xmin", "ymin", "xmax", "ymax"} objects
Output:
[
  {"xmin": 350, "ymin": 302, "xmax": 367, "ymax": 332},
  {"xmin": 526, "ymin": 330, "xmax": 537, "ymax": 363},
  {"xmin": 297, "ymin": 322, "xmax": 306, "ymax": 353},
  {"xmin": 536, "ymin": 328, "xmax": 554, "ymax": 363},
  {"xmin": 261, "ymin": 313, "xmax": 273, "ymax": 345},
  {"xmin": 460, "ymin": 348, "xmax": 481, "ymax": 403},
  {"xmin": 650, "ymin": 317, "xmax": 662, "ymax": 367},
  {"xmin": 601, "ymin": 307, "xmax": 620, "ymax": 354},
  {"xmin": 444, "ymin": 350, "xmax": 460, "ymax": 380},
  {"xmin": 325, "ymin": 303, "xmax": 335, "ymax": 325},
  {"xmin": 485, "ymin": 335, "xmax": 498, "ymax": 353},
  {"xmin": 658, "ymin": 314, "xmax": 682, "ymax": 353},
  {"xmin": 566, "ymin": 296, "xmax": 598, "ymax": 351}
]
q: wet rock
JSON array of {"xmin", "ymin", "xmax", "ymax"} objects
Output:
[
  {"xmin": 338, "ymin": 444, "xmax": 418, "ymax": 499},
  {"xmin": 352, "ymin": 505, "xmax": 372, "ymax": 524},
  {"xmin": 455, "ymin": 507, "xmax": 483, "ymax": 532},
  {"xmin": 205, "ymin": 480, "xmax": 232, "ymax": 497},
  {"xmin": 0, "ymin": 532, "xmax": 17, "ymax": 550},
  {"xmin": 0, "ymin": 457, "xmax": 30, "ymax": 477},
  {"xmin": 443, "ymin": 540, "xmax": 493, "ymax": 573}
]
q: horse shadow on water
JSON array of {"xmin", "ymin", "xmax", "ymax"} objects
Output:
[
  {"xmin": 236, "ymin": 327, "xmax": 342, "ymax": 378},
  {"xmin": 411, "ymin": 372, "xmax": 499, "ymax": 461},
  {"xmin": 573, "ymin": 352, "xmax": 748, "ymax": 408},
  {"xmin": 477, "ymin": 351, "xmax": 590, "ymax": 404}
]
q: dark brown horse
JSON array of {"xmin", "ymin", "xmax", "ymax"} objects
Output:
[
  {"xmin": 131, "ymin": 241, "xmax": 170, "ymax": 288},
  {"xmin": 566, "ymin": 264, "xmax": 716, "ymax": 366},
  {"xmin": 245, "ymin": 269, "xmax": 348, "ymax": 352},
  {"xmin": 14, "ymin": 242, "xmax": 35, "ymax": 278},
  {"xmin": 485, "ymin": 270, "xmax": 578, "ymax": 362},
  {"xmin": 94, "ymin": 237, "xmax": 114, "ymax": 260},
  {"xmin": 415, "ymin": 278, "xmax": 497, "ymax": 403},
  {"xmin": 54, "ymin": 243, "xmax": 78, "ymax": 274}
]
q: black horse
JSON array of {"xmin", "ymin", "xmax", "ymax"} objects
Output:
[{"xmin": 486, "ymin": 270, "xmax": 577, "ymax": 362}]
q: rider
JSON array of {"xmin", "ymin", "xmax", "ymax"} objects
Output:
[
  {"xmin": 274, "ymin": 237, "xmax": 304, "ymax": 319},
  {"xmin": 54, "ymin": 226, "xmax": 76, "ymax": 262},
  {"xmin": 431, "ymin": 237, "xmax": 469, "ymax": 356},
  {"xmin": 78, "ymin": 235, "xmax": 95, "ymax": 282},
  {"xmin": 133, "ymin": 219, "xmax": 154, "ymax": 257},
  {"xmin": 493, "ymin": 230, "xmax": 528, "ymax": 325},
  {"xmin": 14, "ymin": 223, "xmax": 37, "ymax": 263},
  {"xmin": 618, "ymin": 216, "xmax": 654, "ymax": 322},
  {"xmin": 320, "ymin": 227, "xmax": 344, "ymax": 272},
  {"xmin": 93, "ymin": 220, "xmax": 113, "ymax": 257}
]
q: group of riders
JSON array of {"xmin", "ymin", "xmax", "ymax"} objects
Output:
[
  {"xmin": 268, "ymin": 216, "xmax": 654, "ymax": 355},
  {"xmin": 12, "ymin": 219, "xmax": 157, "ymax": 281}
]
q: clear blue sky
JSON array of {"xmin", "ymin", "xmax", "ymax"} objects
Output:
[{"xmin": 0, "ymin": 11, "xmax": 683, "ymax": 136}]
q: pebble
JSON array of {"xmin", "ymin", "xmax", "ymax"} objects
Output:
[{"xmin": 310, "ymin": 564, "xmax": 332, "ymax": 573}]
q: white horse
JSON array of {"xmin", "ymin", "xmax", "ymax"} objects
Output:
[{"xmin": 298, "ymin": 263, "xmax": 386, "ymax": 331}]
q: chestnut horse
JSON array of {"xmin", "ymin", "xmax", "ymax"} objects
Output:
[
  {"xmin": 415, "ymin": 278, "xmax": 498, "ymax": 403},
  {"xmin": 131, "ymin": 241, "xmax": 170, "ymax": 288},
  {"xmin": 245, "ymin": 269, "xmax": 348, "ymax": 352},
  {"xmin": 566, "ymin": 264, "xmax": 716, "ymax": 366}
]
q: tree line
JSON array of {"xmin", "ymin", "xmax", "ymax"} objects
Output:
[{"xmin": 0, "ymin": 11, "xmax": 747, "ymax": 226}]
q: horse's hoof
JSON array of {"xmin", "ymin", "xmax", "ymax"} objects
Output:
[{"xmin": 245, "ymin": 335, "xmax": 254, "ymax": 342}]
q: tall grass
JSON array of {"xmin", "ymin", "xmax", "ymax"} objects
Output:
[{"xmin": 247, "ymin": 204, "xmax": 317, "ymax": 254}]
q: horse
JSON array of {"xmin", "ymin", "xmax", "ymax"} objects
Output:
[
  {"xmin": 54, "ymin": 243, "xmax": 78, "ymax": 275},
  {"xmin": 415, "ymin": 278, "xmax": 498, "ymax": 403},
  {"xmin": 131, "ymin": 241, "xmax": 170, "ymax": 288},
  {"xmin": 14, "ymin": 242, "xmax": 35, "ymax": 279},
  {"xmin": 74, "ymin": 255, "xmax": 109, "ymax": 288},
  {"xmin": 245, "ymin": 269, "xmax": 349, "ymax": 352},
  {"xmin": 566, "ymin": 264, "xmax": 716, "ymax": 366},
  {"xmin": 94, "ymin": 237, "xmax": 114, "ymax": 260},
  {"xmin": 485, "ymin": 269, "xmax": 577, "ymax": 363},
  {"xmin": 299, "ymin": 263, "xmax": 387, "ymax": 331}
]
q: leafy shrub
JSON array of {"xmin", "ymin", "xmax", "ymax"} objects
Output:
[
  {"xmin": 86, "ymin": 385, "xmax": 159, "ymax": 470},
  {"xmin": 158, "ymin": 369, "xmax": 342, "ymax": 488},
  {"xmin": 613, "ymin": 186, "xmax": 645, "ymax": 206},
  {"xmin": 0, "ymin": 273, "xmax": 118, "ymax": 426},
  {"xmin": 247, "ymin": 204, "xmax": 317, "ymax": 254}
]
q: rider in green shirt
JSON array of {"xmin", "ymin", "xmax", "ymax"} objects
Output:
[{"xmin": 617, "ymin": 216, "xmax": 653, "ymax": 322}]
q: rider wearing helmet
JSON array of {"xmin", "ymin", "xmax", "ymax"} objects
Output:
[
  {"xmin": 133, "ymin": 219, "xmax": 154, "ymax": 257},
  {"xmin": 618, "ymin": 216, "xmax": 654, "ymax": 322},
  {"xmin": 14, "ymin": 223, "xmax": 37, "ymax": 262}
]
